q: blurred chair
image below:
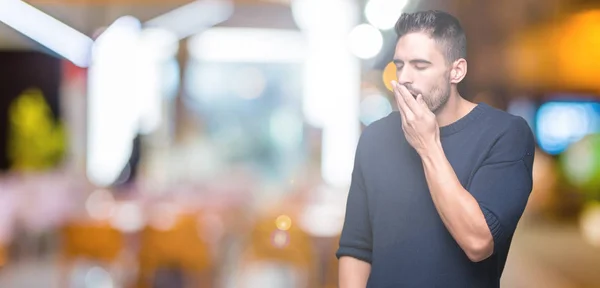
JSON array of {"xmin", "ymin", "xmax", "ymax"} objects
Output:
[
  {"xmin": 136, "ymin": 212, "xmax": 214, "ymax": 288},
  {"xmin": 59, "ymin": 220, "xmax": 125, "ymax": 287},
  {"xmin": 236, "ymin": 212, "xmax": 318, "ymax": 288}
]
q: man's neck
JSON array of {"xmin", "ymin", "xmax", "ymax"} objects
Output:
[{"xmin": 435, "ymin": 89, "xmax": 477, "ymax": 128}]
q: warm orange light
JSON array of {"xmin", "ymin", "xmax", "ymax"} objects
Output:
[
  {"xmin": 382, "ymin": 61, "xmax": 396, "ymax": 91},
  {"xmin": 507, "ymin": 9, "xmax": 600, "ymax": 92},
  {"xmin": 275, "ymin": 214, "xmax": 292, "ymax": 231},
  {"xmin": 556, "ymin": 10, "xmax": 600, "ymax": 89}
]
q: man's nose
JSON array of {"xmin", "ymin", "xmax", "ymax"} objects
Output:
[{"xmin": 397, "ymin": 68, "xmax": 413, "ymax": 85}]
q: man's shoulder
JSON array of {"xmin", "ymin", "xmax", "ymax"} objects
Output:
[
  {"xmin": 474, "ymin": 103, "xmax": 533, "ymax": 141},
  {"xmin": 477, "ymin": 104, "xmax": 535, "ymax": 162}
]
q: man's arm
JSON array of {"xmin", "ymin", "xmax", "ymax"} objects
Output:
[
  {"xmin": 390, "ymin": 81, "xmax": 534, "ymax": 263},
  {"xmin": 419, "ymin": 117, "xmax": 535, "ymax": 262},
  {"xmin": 336, "ymin": 135, "xmax": 373, "ymax": 287},
  {"xmin": 420, "ymin": 142, "xmax": 494, "ymax": 262},
  {"xmin": 339, "ymin": 256, "xmax": 371, "ymax": 288}
]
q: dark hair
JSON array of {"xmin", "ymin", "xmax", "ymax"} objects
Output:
[{"xmin": 394, "ymin": 10, "xmax": 467, "ymax": 63}]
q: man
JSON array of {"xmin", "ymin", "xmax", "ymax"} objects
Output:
[{"xmin": 336, "ymin": 10, "xmax": 535, "ymax": 288}]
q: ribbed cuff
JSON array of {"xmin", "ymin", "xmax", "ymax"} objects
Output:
[
  {"xmin": 336, "ymin": 246, "xmax": 372, "ymax": 264},
  {"xmin": 480, "ymin": 206, "xmax": 504, "ymax": 253}
]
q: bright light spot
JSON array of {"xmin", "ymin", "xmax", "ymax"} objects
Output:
[
  {"xmin": 299, "ymin": 203, "xmax": 345, "ymax": 237},
  {"xmin": 84, "ymin": 266, "xmax": 114, "ymax": 288},
  {"xmin": 291, "ymin": 0, "xmax": 361, "ymax": 187},
  {"xmin": 238, "ymin": 263, "xmax": 299, "ymax": 288},
  {"xmin": 188, "ymin": 28, "xmax": 306, "ymax": 63},
  {"xmin": 348, "ymin": 24, "xmax": 383, "ymax": 59},
  {"xmin": 88, "ymin": 17, "xmax": 177, "ymax": 186},
  {"xmin": 87, "ymin": 16, "xmax": 142, "ymax": 187},
  {"xmin": 580, "ymin": 202, "xmax": 600, "ymax": 247},
  {"xmin": 145, "ymin": 0, "xmax": 234, "ymax": 40},
  {"xmin": 360, "ymin": 94, "xmax": 393, "ymax": 126},
  {"xmin": 322, "ymin": 120, "xmax": 360, "ymax": 187},
  {"xmin": 365, "ymin": 0, "xmax": 410, "ymax": 30},
  {"xmin": 275, "ymin": 215, "xmax": 292, "ymax": 231},
  {"xmin": 536, "ymin": 102, "xmax": 600, "ymax": 155},
  {"xmin": 382, "ymin": 61, "xmax": 397, "ymax": 91},
  {"xmin": 0, "ymin": 0, "xmax": 93, "ymax": 67},
  {"xmin": 271, "ymin": 230, "xmax": 290, "ymax": 248},
  {"xmin": 85, "ymin": 189, "xmax": 116, "ymax": 220},
  {"xmin": 135, "ymin": 28, "xmax": 177, "ymax": 135},
  {"xmin": 138, "ymin": 27, "xmax": 179, "ymax": 61},
  {"xmin": 110, "ymin": 201, "xmax": 144, "ymax": 233},
  {"xmin": 291, "ymin": 0, "xmax": 358, "ymax": 32}
]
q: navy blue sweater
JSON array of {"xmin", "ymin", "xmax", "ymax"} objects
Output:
[{"xmin": 336, "ymin": 103, "xmax": 535, "ymax": 287}]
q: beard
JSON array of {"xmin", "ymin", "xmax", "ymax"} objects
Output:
[
  {"xmin": 405, "ymin": 78, "xmax": 451, "ymax": 114},
  {"xmin": 425, "ymin": 81, "xmax": 451, "ymax": 114}
]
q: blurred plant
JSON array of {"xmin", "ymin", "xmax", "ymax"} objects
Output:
[
  {"xmin": 7, "ymin": 88, "xmax": 66, "ymax": 171},
  {"xmin": 560, "ymin": 133, "xmax": 600, "ymax": 201}
]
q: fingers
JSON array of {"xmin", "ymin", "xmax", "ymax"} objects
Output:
[
  {"xmin": 396, "ymin": 83, "xmax": 422, "ymax": 113},
  {"xmin": 416, "ymin": 94, "xmax": 427, "ymax": 109},
  {"xmin": 391, "ymin": 80, "xmax": 413, "ymax": 122}
]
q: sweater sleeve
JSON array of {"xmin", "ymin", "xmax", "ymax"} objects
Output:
[
  {"xmin": 468, "ymin": 117, "xmax": 535, "ymax": 253},
  {"xmin": 336, "ymin": 140, "xmax": 373, "ymax": 263}
]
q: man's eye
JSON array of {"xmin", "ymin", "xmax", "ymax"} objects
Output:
[{"xmin": 415, "ymin": 66, "xmax": 427, "ymax": 70}]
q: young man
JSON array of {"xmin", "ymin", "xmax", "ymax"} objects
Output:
[{"xmin": 337, "ymin": 10, "xmax": 535, "ymax": 287}]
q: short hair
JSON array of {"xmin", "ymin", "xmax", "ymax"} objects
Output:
[{"xmin": 394, "ymin": 10, "xmax": 467, "ymax": 63}]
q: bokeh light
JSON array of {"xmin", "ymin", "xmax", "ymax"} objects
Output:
[
  {"xmin": 109, "ymin": 201, "xmax": 144, "ymax": 233},
  {"xmin": 382, "ymin": 61, "xmax": 397, "ymax": 91},
  {"xmin": 580, "ymin": 202, "xmax": 600, "ymax": 247},
  {"xmin": 148, "ymin": 202, "xmax": 179, "ymax": 231},
  {"xmin": 348, "ymin": 24, "xmax": 383, "ymax": 59},
  {"xmin": 536, "ymin": 101, "xmax": 600, "ymax": 155},
  {"xmin": 85, "ymin": 189, "xmax": 116, "ymax": 221},
  {"xmin": 84, "ymin": 266, "xmax": 114, "ymax": 288},
  {"xmin": 275, "ymin": 214, "xmax": 292, "ymax": 231},
  {"xmin": 365, "ymin": 0, "xmax": 410, "ymax": 30},
  {"xmin": 360, "ymin": 93, "xmax": 393, "ymax": 126},
  {"xmin": 271, "ymin": 230, "xmax": 290, "ymax": 249},
  {"xmin": 561, "ymin": 134, "xmax": 600, "ymax": 197}
]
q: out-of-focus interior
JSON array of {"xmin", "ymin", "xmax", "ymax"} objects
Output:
[{"xmin": 0, "ymin": 0, "xmax": 599, "ymax": 287}]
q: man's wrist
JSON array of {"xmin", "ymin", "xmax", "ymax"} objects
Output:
[{"xmin": 419, "ymin": 139, "xmax": 444, "ymax": 163}]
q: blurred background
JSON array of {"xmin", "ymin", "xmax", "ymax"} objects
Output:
[{"xmin": 0, "ymin": 0, "xmax": 599, "ymax": 287}]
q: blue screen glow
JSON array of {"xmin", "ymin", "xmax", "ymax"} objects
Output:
[{"xmin": 536, "ymin": 101, "xmax": 600, "ymax": 155}]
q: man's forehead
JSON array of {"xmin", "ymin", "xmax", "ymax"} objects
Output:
[{"xmin": 394, "ymin": 33, "xmax": 444, "ymax": 61}]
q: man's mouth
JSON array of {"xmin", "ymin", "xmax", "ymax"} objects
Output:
[{"xmin": 403, "ymin": 85, "xmax": 420, "ymax": 98}]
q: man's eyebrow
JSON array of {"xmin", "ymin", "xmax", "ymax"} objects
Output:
[{"xmin": 393, "ymin": 59, "xmax": 432, "ymax": 65}]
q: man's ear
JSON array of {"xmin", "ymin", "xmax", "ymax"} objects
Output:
[{"xmin": 450, "ymin": 58, "xmax": 467, "ymax": 84}]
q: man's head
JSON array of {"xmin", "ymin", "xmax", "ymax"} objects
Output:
[{"xmin": 393, "ymin": 10, "xmax": 467, "ymax": 113}]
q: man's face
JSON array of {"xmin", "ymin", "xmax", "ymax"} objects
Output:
[{"xmin": 393, "ymin": 32, "xmax": 452, "ymax": 113}]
